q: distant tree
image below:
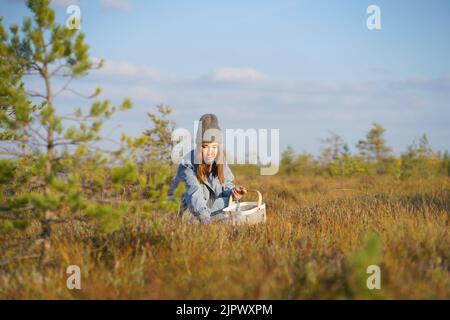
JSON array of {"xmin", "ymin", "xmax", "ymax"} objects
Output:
[
  {"xmin": 415, "ymin": 134, "xmax": 433, "ymax": 157},
  {"xmin": 356, "ymin": 123, "xmax": 392, "ymax": 174},
  {"xmin": 400, "ymin": 134, "xmax": 439, "ymax": 179},
  {"xmin": 294, "ymin": 152, "xmax": 318, "ymax": 176},
  {"xmin": 319, "ymin": 132, "xmax": 372, "ymax": 177},
  {"xmin": 119, "ymin": 105, "xmax": 182, "ymax": 212},
  {"xmin": 142, "ymin": 104, "xmax": 175, "ymax": 162},
  {"xmin": 320, "ymin": 132, "xmax": 348, "ymax": 164},
  {"xmin": 440, "ymin": 151, "xmax": 450, "ymax": 176},
  {"xmin": 328, "ymin": 154, "xmax": 373, "ymax": 177},
  {"xmin": 280, "ymin": 145, "xmax": 297, "ymax": 175}
]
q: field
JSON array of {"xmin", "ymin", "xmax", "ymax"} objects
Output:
[{"xmin": 1, "ymin": 174, "xmax": 449, "ymax": 299}]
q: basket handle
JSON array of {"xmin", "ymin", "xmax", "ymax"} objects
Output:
[{"xmin": 228, "ymin": 189, "xmax": 262, "ymax": 208}]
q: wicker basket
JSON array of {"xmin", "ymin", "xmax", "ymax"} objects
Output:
[{"xmin": 222, "ymin": 189, "xmax": 267, "ymax": 225}]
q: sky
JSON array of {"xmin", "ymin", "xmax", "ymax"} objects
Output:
[{"xmin": 1, "ymin": 0, "xmax": 450, "ymax": 157}]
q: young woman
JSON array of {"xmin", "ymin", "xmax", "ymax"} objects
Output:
[{"xmin": 168, "ymin": 114, "xmax": 247, "ymax": 224}]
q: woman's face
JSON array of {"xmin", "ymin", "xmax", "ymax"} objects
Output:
[{"xmin": 202, "ymin": 142, "xmax": 219, "ymax": 165}]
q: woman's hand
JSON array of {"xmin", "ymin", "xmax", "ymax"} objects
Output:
[{"xmin": 232, "ymin": 185, "xmax": 247, "ymax": 201}]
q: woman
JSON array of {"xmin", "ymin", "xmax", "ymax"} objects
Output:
[{"xmin": 168, "ymin": 114, "xmax": 247, "ymax": 224}]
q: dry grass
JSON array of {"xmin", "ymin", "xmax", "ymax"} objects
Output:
[{"xmin": 0, "ymin": 175, "xmax": 449, "ymax": 299}]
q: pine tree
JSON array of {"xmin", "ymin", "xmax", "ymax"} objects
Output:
[
  {"xmin": 320, "ymin": 132, "xmax": 348, "ymax": 164},
  {"xmin": 118, "ymin": 105, "xmax": 183, "ymax": 213},
  {"xmin": 356, "ymin": 123, "xmax": 392, "ymax": 162},
  {"xmin": 400, "ymin": 134, "xmax": 439, "ymax": 179},
  {"xmin": 281, "ymin": 146, "xmax": 296, "ymax": 175},
  {"xmin": 356, "ymin": 122, "xmax": 392, "ymax": 174},
  {"xmin": 143, "ymin": 104, "xmax": 175, "ymax": 162},
  {"xmin": 0, "ymin": 0, "xmax": 133, "ymax": 265}
]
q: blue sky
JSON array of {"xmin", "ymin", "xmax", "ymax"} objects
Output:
[{"xmin": 2, "ymin": 0, "xmax": 450, "ymax": 156}]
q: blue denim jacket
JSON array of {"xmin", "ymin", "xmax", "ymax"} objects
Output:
[{"xmin": 168, "ymin": 149, "xmax": 235, "ymax": 224}]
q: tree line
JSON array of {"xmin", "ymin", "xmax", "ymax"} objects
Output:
[{"xmin": 280, "ymin": 123, "xmax": 450, "ymax": 178}]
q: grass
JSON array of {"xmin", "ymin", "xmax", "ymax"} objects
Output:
[{"xmin": 0, "ymin": 175, "xmax": 449, "ymax": 299}]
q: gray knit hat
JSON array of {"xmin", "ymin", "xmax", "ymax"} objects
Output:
[
  {"xmin": 194, "ymin": 114, "xmax": 224, "ymax": 164},
  {"xmin": 195, "ymin": 113, "xmax": 223, "ymax": 144}
]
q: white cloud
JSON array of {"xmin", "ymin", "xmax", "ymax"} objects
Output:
[
  {"xmin": 90, "ymin": 60, "xmax": 269, "ymax": 87},
  {"xmin": 210, "ymin": 67, "xmax": 268, "ymax": 84},
  {"xmin": 101, "ymin": 60, "xmax": 160, "ymax": 79},
  {"xmin": 93, "ymin": 59, "xmax": 180, "ymax": 83}
]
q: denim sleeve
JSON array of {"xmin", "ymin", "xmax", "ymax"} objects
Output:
[{"xmin": 179, "ymin": 162, "xmax": 211, "ymax": 224}]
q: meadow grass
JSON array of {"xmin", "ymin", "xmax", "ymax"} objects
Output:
[{"xmin": 0, "ymin": 175, "xmax": 448, "ymax": 299}]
